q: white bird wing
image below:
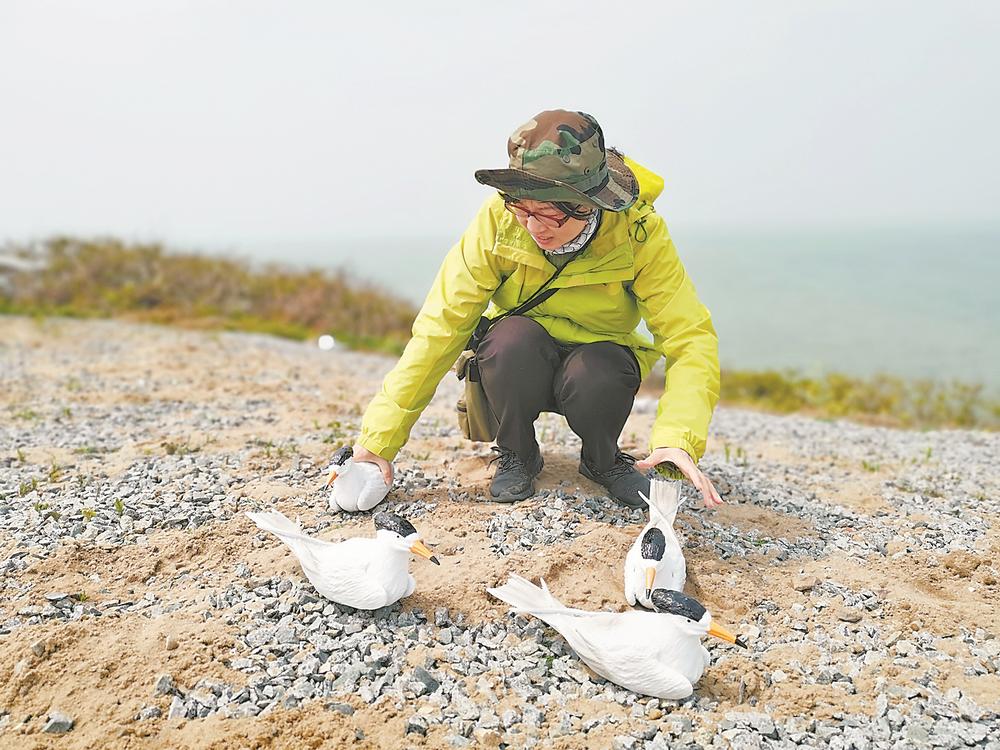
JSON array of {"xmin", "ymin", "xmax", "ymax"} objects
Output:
[
  {"xmin": 246, "ymin": 512, "xmax": 390, "ymax": 608},
  {"xmin": 302, "ymin": 537, "xmax": 395, "ymax": 609},
  {"xmin": 548, "ymin": 611, "xmax": 699, "ymax": 700},
  {"xmin": 659, "ymin": 534, "xmax": 687, "ymax": 592}
]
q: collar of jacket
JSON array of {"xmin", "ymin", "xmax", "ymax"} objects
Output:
[{"xmin": 490, "ymin": 207, "xmax": 635, "ymax": 288}]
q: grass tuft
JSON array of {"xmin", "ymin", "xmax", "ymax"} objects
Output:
[{"xmin": 0, "ymin": 236, "xmax": 416, "ymax": 355}]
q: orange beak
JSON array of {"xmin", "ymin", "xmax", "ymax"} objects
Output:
[
  {"xmin": 708, "ymin": 621, "xmax": 748, "ymax": 648},
  {"xmin": 644, "ymin": 567, "xmax": 656, "ymax": 600},
  {"xmin": 409, "ymin": 539, "xmax": 440, "ymax": 565},
  {"xmin": 324, "ymin": 470, "xmax": 338, "ymax": 488}
]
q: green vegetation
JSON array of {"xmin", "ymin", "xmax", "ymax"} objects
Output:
[
  {"xmin": 1, "ymin": 236, "xmax": 417, "ymax": 355},
  {"xmin": 114, "ymin": 498, "xmax": 125, "ymax": 516},
  {"xmin": 162, "ymin": 439, "xmax": 200, "ymax": 456},
  {"xmin": 716, "ymin": 369, "xmax": 998, "ymax": 431},
  {"xmin": 81, "ymin": 507, "xmax": 97, "ymax": 522},
  {"xmin": 320, "ymin": 420, "xmax": 350, "ymax": 445}
]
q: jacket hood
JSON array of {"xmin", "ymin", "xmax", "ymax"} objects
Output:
[{"xmin": 623, "ymin": 156, "xmax": 664, "ymax": 205}]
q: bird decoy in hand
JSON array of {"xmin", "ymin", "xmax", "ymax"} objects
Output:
[
  {"xmin": 488, "ymin": 574, "xmax": 745, "ymax": 700},
  {"xmin": 325, "ymin": 445, "xmax": 390, "ymax": 513},
  {"xmin": 625, "ymin": 477, "xmax": 686, "ymax": 608},
  {"xmin": 246, "ymin": 509, "xmax": 439, "ymax": 609}
]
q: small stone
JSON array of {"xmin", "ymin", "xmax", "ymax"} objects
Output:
[
  {"xmin": 438, "ymin": 628, "xmax": 454, "ymax": 645},
  {"xmin": 137, "ymin": 705, "xmax": 161, "ymax": 721},
  {"xmin": 30, "ymin": 640, "xmax": 45, "ymax": 657},
  {"xmin": 770, "ymin": 669, "xmax": 788, "ymax": 684},
  {"xmin": 501, "ymin": 708, "xmax": 520, "ymax": 727},
  {"xmin": 167, "ymin": 696, "xmax": 186, "ymax": 720},
  {"xmin": 837, "ymin": 607, "xmax": 863, "ymax": 623},
  {"xmin": 43, "ymin": 711, "xmax": 74, "ymax": 733},
  {"xmin": 326, "ymin": 703, "xmax": 355, "ymax": 715},
  {"xmin": 523, "ymin": 706, "xmax": 544, "ymax": 726},
  {"xmin": 164, "ymin": 636, "xmax": 179, "ymax": 651},
  {"xmin": 793, "ymin": 576, "xmax": 819, "ymax": 592},
  {"xmin": 748, "ymin": 713, "xmax": 777, "ymax": 737},
  {"xmin": 612, "ymin": 735, "xmax": 638, "ymax": 750},
  {"xmin": 412, "ymin": 666, "xmax": 440, "ymax": 694},
  {"xmin": 153, "ymin": 673, "xmax": 174, "ymax": 695},
  {"xmin": 435, "ymin": 607, "xmax": 449, "ymax": 626},
  {"xmin": 472, "ymin": 728, "xmax": 501, "ymax": 748},
  {"xmin": 405, "ymin": 715, "xmax": 428, "ymax": 735}
]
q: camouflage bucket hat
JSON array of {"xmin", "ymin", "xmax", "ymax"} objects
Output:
[{"xmin": 474, "ymin": 109, "xmax": 639, "ymax": 212}]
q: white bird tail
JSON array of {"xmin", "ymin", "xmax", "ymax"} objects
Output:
[
  {"xmin": 487, "ymin": 574, "xmax": 596, "ymax": 623},
  {"xmin": 643, "ymin": 478, "xmax": 682, "ymax": 525},
  {"xmin": 246, "ymin": 510, "xmax": 321, "ymax": 569}
]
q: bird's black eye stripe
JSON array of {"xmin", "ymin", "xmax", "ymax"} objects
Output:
[
  {"xmin": 331, "ymin": 446, "xmax": 353, "ymax": 466},
  {"xmin": 373, "ymin": 512, "xmax": 417, "ymax": 537},
  {"xmin": 640, "ymin": 528, "xmax": 666, "ymax": 561}
]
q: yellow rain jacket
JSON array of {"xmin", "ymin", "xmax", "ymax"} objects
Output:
[{"xmin": 359, "ymin": 158, "xmax": 720, "ymax": 463}]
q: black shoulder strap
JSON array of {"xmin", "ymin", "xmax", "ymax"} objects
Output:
[
  {"xmin": 467, "ymin": 263, "xmax": 566, "ymax": 351},
  {"xmin": 505, "ymin": 262, "xmax": 566, "ymax": 317}
]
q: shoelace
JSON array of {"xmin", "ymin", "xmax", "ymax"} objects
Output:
[
  {"xmin": 489, "ymin": 446, "xmax": 523, "ymax": 473},
  {"xmin": 600, "ymin": 451, "xmax": 640, "ymax": 480}
]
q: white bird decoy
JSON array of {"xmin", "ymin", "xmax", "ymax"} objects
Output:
[
  {"xmin": 246, "ymin": 509, "xmax": 439, "ymax": 609},
  {"xmin": 488, "ymin": 574, "xmax": 745, "ymax": 700},
  {"xmin": 625, "ymin": 478, "xmax": 686, "ymax": 608},
  {"xmin": 325, "ymin": 446, "xmax": 390, "ymax": 513}
]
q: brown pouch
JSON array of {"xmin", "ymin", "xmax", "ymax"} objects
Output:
[{"xmin": 454, "ymin": 349, "xmax": 498, "ymax": 442}]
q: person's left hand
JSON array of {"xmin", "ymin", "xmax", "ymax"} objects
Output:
[{"xmin": 636, "ymin": 446, "xmax": 724, "ymax": 508}]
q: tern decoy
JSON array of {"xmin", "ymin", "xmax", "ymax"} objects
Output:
[
  {"xmin": 488, "ymin": 574, "xmax": 745, "ymax": 699},
  {"xmin": 324, "ymin": 446, "xmax": 390, "ymax": 513},
  {"xmin": 246, "ymin": 509, "xmax": 438, "ymax": 609},
  {"xmin": 625, "ymin": 478, "xmax": 686, "ymax": 608}
]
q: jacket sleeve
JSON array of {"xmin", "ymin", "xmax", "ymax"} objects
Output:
[
  {"xmin": 629, "ymin": 212, "xmax": 720, "ymax": 462},
  {"xmin": 358, "ymin": 201, "xmax": 503, "ymax": 461}
]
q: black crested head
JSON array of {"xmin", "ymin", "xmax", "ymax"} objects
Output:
[
  {"xmin": 650, "ymin": 589, "xmax": 707, "ymax": 622},
  {"xmin": 330, "ymin": 445, "xmax": 353, "ymax": 466},
  {"xmin": 374, "ymin": 512, "xmax": 417, "ymax": 538},
  {"xmin": 640, "ymin": 527, "xmax": 666, "ymax": 561}
]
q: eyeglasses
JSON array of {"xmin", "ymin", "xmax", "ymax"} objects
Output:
[{"xmin": 502, "ymin": 196, "xmax": 581, "ymax": 229}]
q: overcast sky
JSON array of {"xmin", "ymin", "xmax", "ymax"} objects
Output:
[{"xmin": 2, "ymin": 1, "xmax": 998, "ymax": 247}]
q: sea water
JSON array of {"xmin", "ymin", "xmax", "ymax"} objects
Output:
[{"xmin": 235, "ymin": 225, "xmax": 999, "ymax": 388}]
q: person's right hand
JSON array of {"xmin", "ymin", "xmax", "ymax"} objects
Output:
[{"xmin": 352, "ymin": 443, "xmax": 394, "ymax": 487}]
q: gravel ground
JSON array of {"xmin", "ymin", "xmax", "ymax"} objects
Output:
[{"xmin": 1, "ymin": 316, "xmax": 997, "ymax": 750}]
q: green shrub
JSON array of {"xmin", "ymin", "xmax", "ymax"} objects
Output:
[{"xmin": 0, "ymin": 236, "xmax": 417, "ymax": 355}]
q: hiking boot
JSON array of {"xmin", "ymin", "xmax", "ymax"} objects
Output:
[
  {"xmin": 489, "ymin": 446, "xmax": 544, "ymax": 503},
  {"xmin": 579, "ymin": 450, "xmax": 650, "ymax": 509}
]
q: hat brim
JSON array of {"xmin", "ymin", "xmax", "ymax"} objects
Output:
[{"xmin": 474, "ymin": 149, "xmax": 639, "ymax": 212}]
